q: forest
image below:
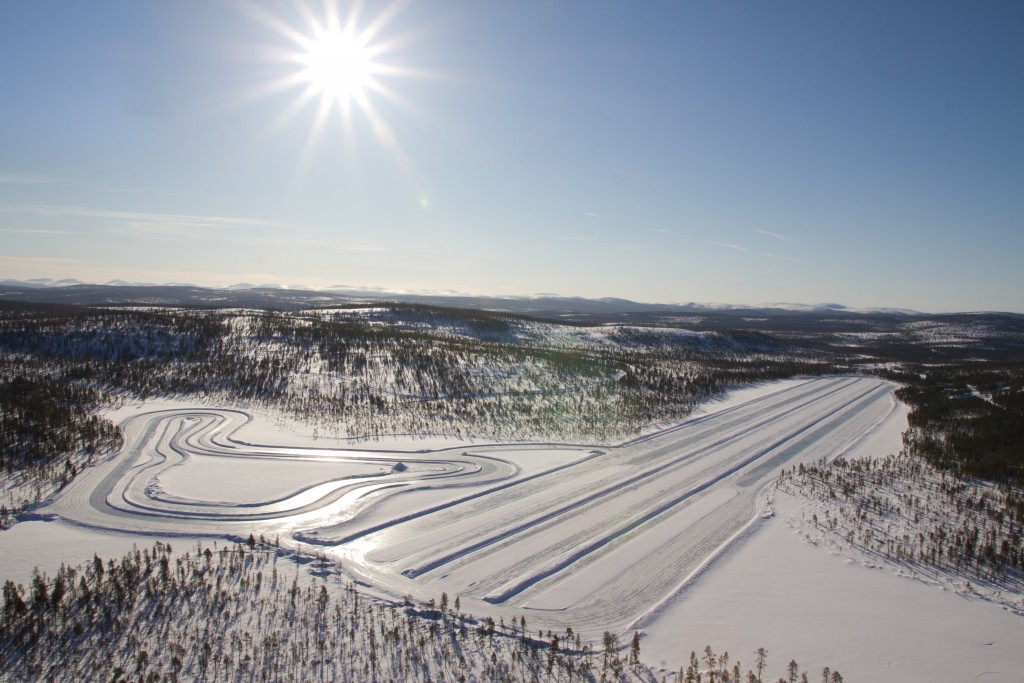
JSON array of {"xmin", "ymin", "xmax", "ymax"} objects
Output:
[
  {"xmin": 779, "ymin": 453, "xmax": 1023, "ymax": 607},
  {"xmin": 774, "ymin": 362, "xmax": 1024, "ymax": 615},
  {"xmin": 0, "ymin": 301, "xmax": 835, "ymax": 519},
  {"xmin": 0, "ymin": 538, "xmax": 841, "ymax": 683},
  {"xmin": 881, "ymin": 363, "xmax": 1024, "ymax": 485}
]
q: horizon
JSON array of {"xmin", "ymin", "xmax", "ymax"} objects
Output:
[
  {"xmin": 6, "ymin": 275, "xmax": 1020, "ymax": 316},
  {"xmin": 2, "ymin": 2, "xmax": 1022, "ymax": 314}
]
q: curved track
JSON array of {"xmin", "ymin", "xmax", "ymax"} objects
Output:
[{"xmin": 46, "ymin": 376, "xmax": 900, "ymax": 635}]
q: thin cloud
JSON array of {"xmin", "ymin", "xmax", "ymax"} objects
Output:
[
  {"xmin": 99, "ymin": 186, "xmax": 166, "ymax": 194},
  {"xmin": 0, "ymin": 228, "xmax": 73, "ymax": 235},
  {"xmin": 0, "ymin": 203, "xmax": 389, "ymax": 251},
  {"xmin": 1, "ymin": 203, "xmax": 313, "ymax": 232},
  {"xmin": 0, "ymin": 173, "xmax": 65, "ymax": 185},
  {"xmin": 705, "ymin": 240, "xmax": 748, "ymax": 252},
  {"xmin": 642, "ymin": 226, "xmax": 671, "ymax": 235},
  {"xmin": 0, "ymin": 256, "xmax": 82, "ymax": 263},
  {"xmin": 754, "ymin": 228, "xmax": 787, "ymax": 241},
  {"xmin": 104, "ymin": 222, "xmax": 388, "ymax": 252},
  {"xmin": 557, "ymin": 235, "xmax": 645, "ymax": 250},
  {"xmin": 760, "ymin": 252, "xmax": 805, "ymax": 264},
  {"xmin": 228, "ymin": 233, "xmax": 389, "ymax": 251},
  {"xmin": 582, "ymin": 211, "xmax": 616, "ymax": 222}
]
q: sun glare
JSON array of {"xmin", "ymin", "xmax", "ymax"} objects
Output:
[
  {"xmin": 299, "ymin": 27, "xmax": 376, "ymax": 106},
  {"xmin": 235, "ymin": 0, "xmax": 427, "ymax": 195},
  {"xmin": 235, "ymin": 0, "xmax": 414, "ymax": 125}
]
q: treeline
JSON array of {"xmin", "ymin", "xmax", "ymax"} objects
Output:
[
  {"xmin": 318, "ymin": 302, "xmax": 521, "ymax": 339},
  {"xmin": 779, "ymin": 454, "xmax": 1024, "ymax": 603},
  {"xmin": 880, "ymin": 363, "xmax": 1024, "ymax": 485},
  {"xmin": 0, "ymin": 304, "xmax": 225, "ymax": 362}
]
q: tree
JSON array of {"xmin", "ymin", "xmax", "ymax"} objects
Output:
[
  {"xmin": 685, "ymin": 651, "xmax": 698, "ymax": 683},
  {"xmin": 630, "ymin": 631, "xmax": 641, "ymax": 666},
  {"xmin": 30, "ymin": 569, "xmax": 48, "ymax": 612},
  {"xmin": 3, "ymin": 579, "xmax": 27, "ymax": 621},
  {"xmin": 704, "ymin": 645, "xmax": 717, "ymax": 673},
  {"xmin": 602, "ymin": 631, "xmax": 619, "ymax": 672},
  {"xmin": 755, "ymin": 647, "xmax": 768, "ymax": 683}
]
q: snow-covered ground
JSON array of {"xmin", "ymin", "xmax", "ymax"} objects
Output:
[
  {"xmin": 638, "ymin": 492, "xmax": 1024, "ymax": 683},
  {"xmin": 0, "ymin": 520, "xmax": 184, "ymax": 583},
  {"xmin": 3, "ymin": 375, "xmax": 1021, "ymax": 681}
]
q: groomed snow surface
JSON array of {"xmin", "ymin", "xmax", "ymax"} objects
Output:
[{"xmin": 2, "ymin": 376, "xmax": 1022, "ymax": 682}]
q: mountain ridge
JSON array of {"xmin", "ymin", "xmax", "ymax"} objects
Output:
[{"xmin": 0, "ymin": 279, "xmax": 945, "ymax": 317}]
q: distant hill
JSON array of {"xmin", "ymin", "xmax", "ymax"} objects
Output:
[
  {"xmin": 0, "ymin": 280, "xmax": 919, "ymax": 316},
  {"xmin": 2, "ymin": 281, "xmax": 1022, "ymax": 363}
]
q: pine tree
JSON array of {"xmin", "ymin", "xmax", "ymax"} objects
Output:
[
  {"xmin": 755, "ymin": 647, "xmax": 768, "ymax": 683},
  {"xmin": 686, "ymin": 650, "xmax": 699, "ymax": 683},
  {"xmin": 3, "ymin": 579, "xmax": 27, "ymax": 621},
  {"xmin": 787, "ymin": 659, "xmax": 799, "ymax": 683}
]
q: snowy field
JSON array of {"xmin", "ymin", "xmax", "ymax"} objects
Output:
[
  {"xmin": 639, "ymin": 490, "xmax": 1024, "ymax": 682},
  {"xmin": 3, "ymin": 375, "xmax": 1021, "ymax": 681}
]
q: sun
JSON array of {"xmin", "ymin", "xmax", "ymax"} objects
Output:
[
  {"xmin": 234, "ymin": 0, "xmax": 412, "ymax": 120},
  {"xmin": 298, "ymin": 26, "xmax": 378, "ymax": 107},
  {"xmin": 234, "ymin": 0, "xmax": 427, "ymax": 192}
]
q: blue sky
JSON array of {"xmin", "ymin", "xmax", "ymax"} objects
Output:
[{"xmin": 1, "ymin": 1, "xmax": 1021, "ymax": 312}]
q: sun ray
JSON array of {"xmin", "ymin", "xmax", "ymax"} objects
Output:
[
  {"xmin": 229, "ymin": 0, "xmax": 436, "ymax": 204},
  {"xmin": 230, "ymin": 0, "xmax": 311, "ymax": 49}
]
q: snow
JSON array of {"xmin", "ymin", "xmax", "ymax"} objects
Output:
[
  {"xmin": 153, "ymin": 455, "xmax": 389, "ymax": 505},
  {"xmin": 3, "ymin": 376, "xmax": 1020, "ymax": 681},
  {"xmin": 0, "ymin": 520, "xmax": 184, "ymax": 584},
  {"xmin": 637, "ymin": 493, "xmax": 1024, "ymax": 682}
]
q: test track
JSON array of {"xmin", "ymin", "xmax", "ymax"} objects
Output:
[{"xmin": 45, "ymin": 376, "xmax": 899, "ymax": 634}]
